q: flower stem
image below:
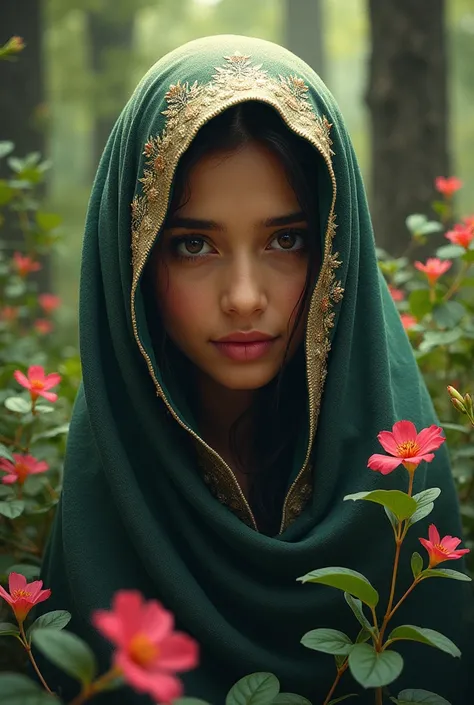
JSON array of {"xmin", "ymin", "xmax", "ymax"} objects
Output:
[
  {"xmin": 69, "ymin": 667, "xmax": 123, "ymax": 705},
  {"xmin": 19, "ymin": 622, "xmax": 55, "ymax": 695},
  {"xmin": 375, "ymin": 686, "xmax": 383, "ymax": 704},
  {"xmin": 443, "ymin": 261, "xmax": 469, "ymax": 301},
  {"xmin": 386, "ymin": 578, "xmax": 420, "ymax": 623},
  {"xmin": 322, "ymin": 662, "xmax": 348, "ymax": 705},
  {"xmin": 377, "ymin": 530, "xmax": 403, "ymax": 646}
]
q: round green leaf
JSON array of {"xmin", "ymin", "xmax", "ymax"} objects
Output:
[
  {"xmin": 435, "ymin": 244, "xmax": 465, "ymax": 259},
  {"xmin": 406, "ymin": 214, "xmax": 427, "ymax": 234},
  {"xmin": 174, "ymin": 700, "xmax": 211, "ymax": 705},
  {"xmin": 344, "ymin": 490, "xmax": 416, "ymax": 521},
  {"xmin": 392, "ymin": 688, "xmax": 451, "ymax": 704},
  {"xmin": 433, "ymin": 302, "xmax": 465, "ymax": 329},
  {"xmin": 7, "ymin": 563, "xmax": 41, "ymax": 580},
  {"xmin": 272, "ymin": 695, "xmax": 312, "ymax": 705},
  {"xmin": 388, "ymin": 625, "xmax": 460, "ymax": 657},
  {"xmin": 409, "ymin": 289, "xmax": 432, "ymax": 319},
  {"xmin": 298, "ymin": 567, "xmax": 379, "ymax": 608},
  {"xmin": 421, "ymin": 568, "xmax": 471, "ymax": 581},
  {"xmin": 0, "ymin": 443, "xmax": 14, "ymax": 462},
  {"xmin": 4, "ymin": 396, "xmax": 32, "ymax": 414},
  {"xmin": 348, "ymin": 643, "xmax": 403, "ymax": 687},
  {"xmin": 31, "ymin": 628, "xmax": 97, "ymax": 685},
  {"xmin": 408, "ymin": 503, "xmax": 434, "ymax": 526},
  {"xmin": 34, "ymin": 404, "xmax": 55, "ymax": 414},
  {"xmin": 27, "ymin": 610, "xmax": 71, "ymax": 642},
  {"xmin": 417, "ymin": 221, "xmax": 443, "ymax": 236},
  {"xmin": 413, "ymin": 488, "xmax": 441, "ymax": 507},
  {"xmin": 0, "ymin": 500, "xmax": 25, "ymax": 519},
  {"xmin": 301, "ymin": 628, "xmax": 353, "ymax": 655},
  {"xmin": 0, "ymin": 141, "xmax": 14, "ymax": 158},
  {"xmin": 226, "ymin": 673, "xmax": 280, "ymax": 705},
  {"xmin": 344, "ymin": 593, "xmax": 373, "ymax": 631},
  {"xmin": 0, "ymin": 622, "xmax": 20, "ymax": 637},
  {"xmin": 411, "ymin": 552, "xmax": 423, "ymax": 578},
  {"xmin": 327, "ymin": 697, "xmax": 358, "ymax": 705},
  {"xmin": 0, "ymin": 672, "xmax": 58, "ymax": 704}
]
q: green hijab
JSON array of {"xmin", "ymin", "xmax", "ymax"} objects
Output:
[{"xmin": 34, "ymin": 35, "xmax": 471, "ymax": 704}]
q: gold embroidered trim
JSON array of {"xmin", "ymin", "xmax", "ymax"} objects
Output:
[{"xmin": 130, "ymin": 52, "xmax": 342, "ymax": 535}]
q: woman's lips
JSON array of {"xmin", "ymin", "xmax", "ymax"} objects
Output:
[{"xmin": 211, "ymin": 338, "xmax": 278, "ymax": 361}]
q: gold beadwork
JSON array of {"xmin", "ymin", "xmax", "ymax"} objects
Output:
[{"xmin": 130, "ymin": 52, "xmax": 343, "ymax": 535}]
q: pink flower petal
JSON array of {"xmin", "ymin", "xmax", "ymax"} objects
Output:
[
  {"xmin": 1, "ymin": 475, "xmax": 18, "ymax": 484},
  {"xmin": 92, "ymin": 610, "xmax": 125, "ymax": 647},
  {"xmin": 428, "ymin": 524, "xmax": 440, "ymax": 544},
  {"xmin": 9, "ymin": 572, "xmax": 27, "ymax": 593},
  {"xmin": 43, "ymin": 374, "xmax": 61, "ymax": 389},
  {"xmin": 0, "ymin": 459, "xmax": 14, "ymax": 472},
  {"xmin": 0, "ymin": 584, "xmax": 13, "ymax": 604},
  {"xmin": 402, "ymin": 453, "xmax": 435, "ymax": 466},
  {"xmin": 158, "ymin": 633, "xmax": 199, "ymax": 671},
  {"xmin": 451, "ymin": 548, "xmax": 470, "ymax": 559},
  {"xmin": 141, "ymin": 602, "xmax": 174, "ymax": 643},
  {"xmin": 33, "ymin": 589, "xmax": 51, "ymax": 605},
  {"xmin": 441, "ymin": 536, "xmax": 462, "ymax": 552},
  {"xmin": 26, "ymin": 581, "xmax": 45, "ymax": 599},
  {"xmin": 367, "ymin": 454, "xmax": 402, "ymax": 474},
  {"xmin": 391, "ymin": 420, "xmax": 417, "ymax": 446},
  {"xmin": 114, "ymin": 591, "xmax": 147, "ymax": 643},
  {"xmin": 28, "ymin": 461, "xmax": 49, "ymax": 475},
  {"xmin": 116, "ymin": 650, "xmax": 184, "ymax": 703},
  {"xmin": 13, "ymin": 370, "xmax": 30, "ymax": 389},
  {"xmin": 27, "ymin": 366, "xmax": 45, "ymax": 382},
  {"xmin": 38, "ymin": 391, "xmax": 58, "ymax": 403},
  {"xmin": 377, "ymin": 431, "xmax": 399, "ymax": 456},
  {"xmin": 415, "ymin": 426, "xmax": 445, "ymax": 454}
]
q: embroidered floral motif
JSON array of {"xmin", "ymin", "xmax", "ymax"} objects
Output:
[{"xmin": 130, "ymin": 52, "xmax": 343, "ymax": 534}]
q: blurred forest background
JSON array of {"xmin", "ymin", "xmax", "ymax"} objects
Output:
[{"xmin": 1, "ymin": 0, "xmax": 473, "ymax": 345}]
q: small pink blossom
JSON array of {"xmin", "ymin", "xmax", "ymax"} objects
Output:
[
  {"xmin": 0, "ymin": 453, "xmax": 49, "ymax": 486},
  {"xmin": 435, "ymin": 176, "xmax": 463, "ymax": 198},
  {"xmin": 445, "ymin": 223, "xmax": 474, "ymax": 250},
  {"xmin": 34, "ymin": 319, "xmax": 54, "ymax": 335},
  {"xmin": 38, "ymin": 293, "xmax": 61, "ymax": 314},
  {"xmin": 13, "ymin": 252, "xmax": 41, "ymax": 277},
  {"xmin": 0, "ymin": 306, "xmax": 20, "ymax": 322},
  {"xmin": 13, "ymin": 365, "xmax": 61, "ymax": 403},
  {"xmin": 0, "ymin": 572, "xmax": 51, "ymax": 625},
  {"xmin": 368, "ymin": 420, "xmax": 445, "ymax": 475},
  {"xmin": 419, "ymin": 524, "xmax": 470, "ymax": 568},
  {"xmin": 389, "ymin": 286, "xmax": 405, "ymax": 302},
  {"xmin": 92, "ymin": 591, "xmax": 199, "ymax": 704},
  {"xmin": 400, "ymin": 314, "xmax": 417, "ymax": 331},
  {"xmin": 414, "ymin": 258, "xmax": 452, "ymax": 287}
]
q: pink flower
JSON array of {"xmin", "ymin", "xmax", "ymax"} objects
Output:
[
  {"xmin": 92, "ymin": 591, "xmax": 199, "ymax": 704},
  {"xmin": 0, "ymin": 572, "xmax": 51, "ymax": 625},
  {"xmin": 419, "ymin": 524, "xmax": 470, "ymax": 568},
  {"xmin": 34, "ymin": 319, "xmax": 54, "ymax": 335},
  {"xmin": 368, "ymin": 420, "xmax": 445, "ymax": 475},
  {"xmin": 13, "ymin": 365, "xmax": 61, "ymax": 403},
  {"xmin": 0, "ymin": 453, "xmax": 49, "ymax": 486},
  {"xmin": 400, "ymin": 314, "xmax": 417, "ymax": 331},
  {"xmin": 445, "ymin": 223, "xmax": 474, "ymax": 250},
  {"xmin": 463, "ymin": 215, "xmax": 474, "ymax": 230},
  {"xmin": 38, "ymin": 293, "xmax": 61, "ymax": 314},
  {"xmin": 389, "ymin": 286, "xmax": 405, "ymax": 302},
  {"xmin": 414, "ymin": 258, "xmax": 452, "ymax": 287},
  {"xmin": 13, "ymin": 252, "xmax": 41, "ymax": 277},
  {"xmin": 0, "ymin": 306, "xmax": 19, "ymax": 322},
  {"xmin": 435, "ymin": 176, "xmax": 463, "ymax": 198}
]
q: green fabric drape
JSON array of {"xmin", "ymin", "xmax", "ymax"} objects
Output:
[{"xmin": 33, "ymin": 36, "xmax": 472, "ymax": 705}]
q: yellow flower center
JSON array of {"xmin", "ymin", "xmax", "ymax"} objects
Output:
[
  {"xmin": 31, "ymin": 380, "xmax": 45, "ymax": 390},
  {"xmin": 434, "ymin": 543, "xmax": 450, "ymax": 555},
  {"xmin": 397, "ymin": 441, "xmax": 420, "ymax": 458},
  {"xmin": 14, "ymin": 462, "xmax": 29, "ymax": 484},
  {"xmin": 12, "ymin": 589, "xmax": 32, "ymax": 599},
  {"xmin": 128, "ymin": 633, "xmax": 159, "ymax": 667}
]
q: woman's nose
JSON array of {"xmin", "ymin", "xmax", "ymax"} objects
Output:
[{"xmin": 220, "ymin": 256, "xmax": 268, "ymax": 317}]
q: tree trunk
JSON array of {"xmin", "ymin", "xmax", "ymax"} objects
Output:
[
  {"xmin": 366, "ymin": 0, "xmax": 449, "ymax": 255},
  {"xmin": 284, "ymin": 0, "xmax": 325, "ymax": 79}
]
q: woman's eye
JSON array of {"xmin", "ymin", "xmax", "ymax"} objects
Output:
[
  {"xmin": 174, "ymin": 236, "xmax": 213, "ymax": 257},
  {"xmin": 268, "ymin": 229, "xmax": 307, "ymax": 252}
]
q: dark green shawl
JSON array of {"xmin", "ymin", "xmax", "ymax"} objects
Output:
[{"xmin": 34, "ymin": 35, "xmax": 472, "ymax": 704}]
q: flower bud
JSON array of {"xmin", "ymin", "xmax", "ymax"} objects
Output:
[
  {"xmin": 463, "ymin": 394, "xmax": 473, "ymax": 416},
  {"xmin": 447, "ymin": 386, "xmax": 465, "ymax": 404},
  {"xmin": 451, "ymin": 398, "xmax": 467, "ymax": 414}
]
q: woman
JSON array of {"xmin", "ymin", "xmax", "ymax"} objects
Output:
[{"xmin": 34, "ymin": 35, "xmax": 471, "ymax": 704}]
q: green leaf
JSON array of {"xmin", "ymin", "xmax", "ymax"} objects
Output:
[
  {"xmin": 0, "ymin": 443, "xmax": 14, "ymax": 462},
  {"xmin": 7, "ymin": 563, "xmax": 41, "ymax": 580},
  {"xmin": 334, "ymin": 654, "xmax": 347, "ymax": 669},
  {"xmin": 27, "ymin": 610, "xmax": 71, "ymax": 642},
  {"xmin": 348, "ymin": 643, "xmax": 403, "ymax": 688},
  {"xmin": 32, "ymin": 423, "xmax": 69, "ymax": 442},
  {"xmin": 31, "ymin": 628, "xmax": 97, "ymax": 685},
  {"xmin": 406, "ymin": 214, "xmax": 427, "ymax": 234},
  {"xmin": 388, "ymin": 625, "xmax": 460, "ymax": 657},
  {"xmin": 435, "ymin": 244, "xmax": 465, "ymax": 259},
  {"xmin": 419, "ymin": 329, "xmax": 462, "ymax": 353},
  {"xmin": 226, "ymin": 673, "xmax": 280, "ymax": 705},
  {"xmin": 4, "ymin": 396, "xmax": 32, "ymax": 414},
  {"xmin": 0, "ymin": 622, "xmax": 20, "ymax": 637},
  {"xmin": 344, "ymin": 593, "xmax": 373, "ymax": 631},
  {"xmin": 421, "ymin": 568, "xmax": 471, "ymax": 581},
  {"xmin": 462, "ymin": 249, "xmax": 474, "ymax": 263},
  {"xmin": 272, "ymin": 695, "xmax": 312, "ymax": 705},
  {"xmin": 0, "ymin": 485, "xmax": 15, "ymax": 499},
  {"xmin": 0, "ymin": 500, "xmax": 25, "ymax": 519},
  {"xmin": 297, "ymin": 567, "xmax": 379, "ymax": 608},
  {"xmin": 384, "ymin": 506, "xmax": 398, "ymax": 532},
  {"xmin": 409, "ymin": 289, "xmax": 432, "ymax": 319},
  {"xmin": 408, "ymin": 503, "xmax": 434, "ymax": 526},
  {"xmin": 0, "ymin": 673, "xmax": 58, "ymax": 704},
  {"xmin": 0, "ymin": 141, "xmax": 14, "ymax": 158},
  {"xmin": 413, "ymin": 488, "xmax": 441, "ymax": 507},
  {"xmin": 432, "ymin": 302, "xmax": 465, "ymax": 328},
  {"xmin": 36, "ymin": 212, "xmax": 62, "ymax": 231},
  {"xmin": 34, "ymin": 404, "xmax": 54, "ymax": 414},
  {"xmin": 390, "ymin": 689, "xmax": 451, "ymax": 704},
  {"xmin": 327, "ymin": 697, "xmax": 358, "ymax": 705},
  {"xmin": 301, "ymin": 628, "xmax": 353, "ymax": 655},
  {"xmin": 344, "ymin": 490, "xmax": 417, "ymax": 521},
  {"xmin": 417, "ymin": 221, "xmax": 443, "ymax": 236},
  {"xmin": 411, "ymin": 552, "xmax": 423, "ymax": 578}
]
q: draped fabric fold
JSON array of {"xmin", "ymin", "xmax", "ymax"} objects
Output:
[{"xmin": 33, "ymin": 36, "xmax": 472, "ymax": 705}]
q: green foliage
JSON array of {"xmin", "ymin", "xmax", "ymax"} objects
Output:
[
  {"xmin": 225, "ymin": 673, "xmax": 281, "ymax": 705},
  {"xmin": 344, "ymin": 489, "xmax": 417, "ymax": 521},
  {"xmin": 297, "ymin": 567, "xmax": 379, "ymax": 608},
  {"xmin": 348, "ymin": 643, "xmax": 403, "ymax": 688},
  {"xmin": 31, "ymin": 628, "xmax": 98, "ymax": 685}
]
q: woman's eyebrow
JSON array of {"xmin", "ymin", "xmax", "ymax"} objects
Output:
[{"xmin": 165, "ymin": 211, "xmax": 307, "ymax": 231}]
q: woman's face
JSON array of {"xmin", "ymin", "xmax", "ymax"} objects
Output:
[{"xmin": 153, "ymin": 141, "xmax": 310, "ymax": 391}]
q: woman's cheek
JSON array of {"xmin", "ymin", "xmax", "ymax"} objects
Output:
[{"xmin": 159, "ymin": 274, "xmax": 209, "ymax": 337}]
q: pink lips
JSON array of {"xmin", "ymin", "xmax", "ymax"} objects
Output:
[{"xmin": 212, "ymin": 331, "xmax": 278, "ymax": 362}]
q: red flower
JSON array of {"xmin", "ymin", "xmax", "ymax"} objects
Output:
[
  {"xmin": 92, "ymin": 591, "xmax": 199, "ymax": 704},
  {"xmin": 13, "ymin": 252, "xmax": 41, "ymax": 277},
  {"xmin": 463, "ymin": 215, "xmax": 474, "ymax": 230},
  {"xmin": 400, "ymin": 313, "xmax": 417, "ymax": 331},
  {"xmin": 38, "ymin": 293, "xmax": 61, "ymax": 314},
  {"xmin": 445, "ymin": 223, "xmax": 474, "ymax": 250},
  {"xmin": 0, "ymin": 572, "xmax": 51, "ymax": 625},
  {"xmin": 34, "ymin": 319, "xmax": 54, "ymax": 335},
  {"xmin": 0, "ymin": 306, "xmax": 20, "ymax": 322},
  {"xmin": 0, "ymin": 453, "xmax": 49, "ymax": 486},
  {"xmin": 419, "ymin": 524, "xmax": 470, "ymax": 568},
  {"xmin": 13, "ymin": 365, "xmax": 61, "ymax": 403},
  {"xmin": 368, "ymin": 420, "xmax": 445, "ymax": 475},
  {"xmin": 414, "ymin": 258, "xmax": 452, "ymax": 287},
  {"xmin": 435, "ymin": 176, "xmax": 463, "ymax": 198},
  {"xmin": 389, "ymin": 286, "xmax": 405, "ymax": 302}
]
